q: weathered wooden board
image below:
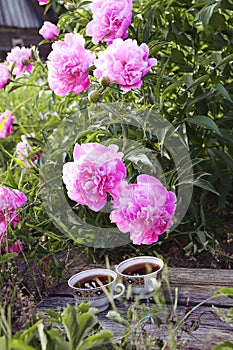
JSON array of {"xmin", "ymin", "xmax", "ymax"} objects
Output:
[{"xmin": 37, "ymin": 267, "xmax": 233, "ymax": 349}]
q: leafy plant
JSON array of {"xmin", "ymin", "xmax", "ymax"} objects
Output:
[
  {"xmin": 0, "ymin": 303, "xmax": 117, "ymax": 350},
  {"xmin": 212, "ymin": 288, "xmax": 233, "ymax": 349}
]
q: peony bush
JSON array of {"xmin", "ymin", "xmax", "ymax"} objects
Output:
[{"xmin": 1, "ymin": 0, "xmax": 230, "ymax": 281}]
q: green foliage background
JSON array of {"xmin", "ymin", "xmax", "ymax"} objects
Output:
[{"xmin": 0, "ymin": 0, "xmax": 233, "ymax": 268}]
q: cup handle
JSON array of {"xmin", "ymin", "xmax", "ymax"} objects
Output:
[
  {"xmin": 113, "ymin": 283, "xmax": 125, "ymax": 299},
  {"xmin": 148, "ymin": 277, "xmax": 158, "ymax": 292}
]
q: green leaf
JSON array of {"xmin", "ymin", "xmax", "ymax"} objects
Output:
[
  {"xmin": 0, "ymin": 253, "xmax": 18, "ymax": 264},
  {"xmin": 213, "ymin": 341, "xmax": 233, "ymax": 350},
  {"xmin": 185, "ymin": 94, "xmax": 210, "ymax": 111},
  {"xmin": 193, "ymin": 179, "xmax": 219, "ymax": 195},
  {"xmin": 126, "ymin": 153, "xmax": 154, "ymax": 169},
  {"xmin": 140, "ymin": 311, "xmax": 162, "ymax": 327},
  {"xmin": 185, "ymin": 74, "xmax": 209, "ymax": 90},
  {"xmin": 171, "ymin": 48, "xmax": 185, "ymax": 64},
  {"xmin": 196, "ymin": 3, "xmax": 219, "ymax": 26},
  {"xmin": 213, "ymin": 150, "xmax": 233, "ymax": 171},
  {"xmin": 62, "ymin": 306, "xmax": 80, "ymax": 349},
  {"xmin": 77, "ymin": 331, "xmax": 114, "ymax": 350},
  {"xmin": 106, "ymin": 310, "xmax": 129, "ymax": 327},
  {"xmin": 161, "ymin": 81, "xmax": 182, "ymax": 102},
  {"xmin": 37, "ymin": 323, "xmax": 47, "ymax": 350},
  {"xmin": 215, "ymin": 53, "xmax": 233, "ymax": 69},
  {"xmin": 62, "ymin": 305, "xmax": 98, "ymax": 348},
  {"xmin": 186, "ymin": 116, "xmax": 222, "ymax": 136},
  {"xmin": 209, "ymin": 12, "xmax": 226, "ymax": 30},
  {"xmin": 43, "ymin": 328, "xmax": 69, "ymax": 350},
  {"xmin": 8, "ymin": 85, "xmax": 23, "ymax": 93},
  {"xmin": 18, "ymin": 321, "xmax": 42, "ymax": 344},
  {"xmin": 215, "ymin": 288, "xmax": 233, "ymax": 299},
  {"xmin": 217, "ymin": 84, "xmax": 233, "ymax": 103},
  {"xmin": 6, "ymin": 168, "xmax": 17, "ymax": 188},
  {"xmin": 10, "ymin": 339, "xmax": 36, "ymax": 350}
]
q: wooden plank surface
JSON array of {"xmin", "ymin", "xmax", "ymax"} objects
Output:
[{"xmin": 37, "ymin": 267, "xmax": 233, "ymax": 349}]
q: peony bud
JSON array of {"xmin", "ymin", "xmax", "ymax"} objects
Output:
[
  {"xmin": 39, "ymin": 21, "xmax": 58, "ymax": 41},
  {"xmin": 100, "ymin": 76, "xmax": 110, "ymax": 87},
  {"xmin": 88, "ymin": 90, "xmax": 100, "ymax": 103}
]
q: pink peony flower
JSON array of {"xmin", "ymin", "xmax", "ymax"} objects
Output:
[
  {"xmin": 0, "ymin": 187, "xmax": 27, "ymax": 235},
  {"xmin": 0, "ymin": 110, "xmax": 14, "ymax": 139},
  {"xmin": 39, "ymin": 21, "xmax": 58, "ymax": 41},
  {"xmin": 94, "ymin": 38, "xmax": 157, "ymax": 91},
  {"xmin": 38, "ymin": 0, "xmax": 49, "ymax": 5},
  {"xmin": 110, "ymin": 174, "xmax": 176, "ymax": 245},
  {"xmin": 47, "ymin": 33, "xmax": 95, "ymax": 96},
  {"xmin": 6, "ymin": 46, "xmax": 33, "ymax": 78},
  {"xmin": 16, "ymin": 133, "xmax": 41, "ymax": 168},
  {"xmin": 0, "ymin": 64, "xmax": 10, "ymax": 89},
  {"xmin": 86, "ymin": 0, "xmax": 132, "ymax": 45},
  {"xmin": 62, "ymin": 143, "xmax": 127, "ymax": 211}
]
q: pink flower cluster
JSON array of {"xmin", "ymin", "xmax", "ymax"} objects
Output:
[
  {"xmin": 6, "ymin": 46, "xmax": 33, "ymax": 78},
  {"xmin": 47, "ymin": 33, "xmax": 95, "ymax": 96},
  {"xmin": 86, "ymin": 0, "xmax": 132, "ymax": 44},
  {"xmin": 0, "ymin": 186, "xmax": 27, "ymax": 236},
  {"xmin": 0, "ymin": 110, "xmax": 14, "ymax": 139},
  {"xmin": 47, "ymin": 34, "xmax": 156, "ymax": 94},
  {"xmin": 63, "ymin": 143, "xmax": 176, "ymax": 245},
  {"xmin": 45, "ymin": 0, "xmax": 156, "ymax": 96},
  {"xmin": 16, "ymin": 134, "xmax": 41, "ymax": 168},
  {"xmin": 63, "ymin": 143, "xmax": 126, "ymax": 211}
]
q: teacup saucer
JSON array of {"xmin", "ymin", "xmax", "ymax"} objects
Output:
[{"xmin": 96, "ymin": 303, "xmax": 110, "ymax": 312}]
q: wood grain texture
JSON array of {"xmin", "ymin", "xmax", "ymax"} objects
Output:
[{"xmin": 36, "ymin": 267, "xmax": 233, "ymax": 349}]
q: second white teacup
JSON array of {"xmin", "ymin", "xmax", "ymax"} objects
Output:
[{"xmin": 116, "ymin": 256, "xmax": 163, "ymax": 296}]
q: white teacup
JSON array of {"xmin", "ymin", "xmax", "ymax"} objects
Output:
[
  {"xmin": 68, "ymin": 268, "xmax": 125, "ymax": 312},
  {"xmin": 116, "ymin": 256, "xmax": 163, "ymax": 296}
]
